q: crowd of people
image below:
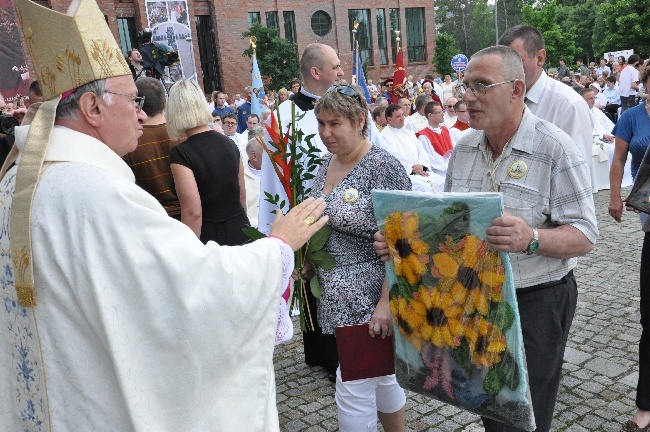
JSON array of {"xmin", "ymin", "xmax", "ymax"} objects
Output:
[{"xmin": 1, "ymin": 2, "xmax": 649, "ymax": 431}]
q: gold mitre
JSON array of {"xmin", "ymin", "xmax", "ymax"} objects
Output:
[
  {"xmin": 10, "ymin": 0, "xmax": 130, "ymax": 307},
  {"xmin": 15, "ymin": 0, "xmax": 130, "ymax": 100}
]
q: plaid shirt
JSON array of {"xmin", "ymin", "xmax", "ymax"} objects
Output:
[{"xmin": 445, "ymin": 107, "xmax": 598, "ymax": 288}]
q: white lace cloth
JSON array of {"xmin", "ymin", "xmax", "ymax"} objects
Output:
[{"xmin": 267, "ymin": 237, "xmax": 295, "ymax": 344}]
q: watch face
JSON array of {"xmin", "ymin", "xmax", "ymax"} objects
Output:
[{"xmin": 530, "ymin": 241, "xmax": 539, "ymax": 253}]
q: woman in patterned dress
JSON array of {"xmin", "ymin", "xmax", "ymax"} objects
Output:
[{"xmin": 310, "ymin": 84, "xmax": 411, "ymax": 432}]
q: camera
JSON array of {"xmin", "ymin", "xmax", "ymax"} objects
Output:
[
  {"xmin": 138, "ymin": 28, "xmax": 180, "ymax": 79},
  {"xmin": 0, "ymin": 115, "xmax": 18, "ymax": 135}
]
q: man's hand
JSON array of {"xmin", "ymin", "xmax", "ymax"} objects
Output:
[
  {"xmin": 412, "ymin": 164, "xmax": 429, "ymax": 177},
  {"xmin": 604, "ymin": 134, "xmax": 614, "ymax": 143},
  {"xmin": 609, "ymin": 195, "xmax": 625, "ymax": 222},
  {"xmin": 373, "ymin": 231, "xmax": 390, "ymax": 261},
  {"xmin": 485, "ymin": 212, "xmax": 534, "ymax": 253},
  {"xmin": 269, "ymin": 198, "xmax": 329, "ymax": 251}
]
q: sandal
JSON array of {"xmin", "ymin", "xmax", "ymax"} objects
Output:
[{"xmin": 620, "ymin": 420, "xmax": 650, "ymax": 432}]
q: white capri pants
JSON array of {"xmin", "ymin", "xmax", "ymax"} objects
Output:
[{"xmin": 335, "ymin": 366, "xmax": 406, "ymax": 432}]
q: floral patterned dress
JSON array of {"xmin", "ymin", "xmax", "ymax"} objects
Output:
[{"xmin": 310, "ymin": 145, "xmax": 411, "ymax": 334}]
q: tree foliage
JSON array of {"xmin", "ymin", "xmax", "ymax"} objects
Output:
[
  {"xmin": 522, "ymin": 0, "xmax": 578, "ymax": 66},
  {"xmin": 592, "ymin": 0, "xmax": 650, "ymax": 58},
  {"xmin": 242, "ymin": 24, "xmax": 300, "ymax": 91},
  {"xmin": 433, "ymin": 33, "xmax": 459, "ymax": 75}
]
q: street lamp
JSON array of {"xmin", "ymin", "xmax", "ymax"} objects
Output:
[
  {"xmin": 488, "ymin": 0, "xmax": 498, "ymax": 44},
  {"xmin": 459, "ymin": 4, "xmax": 467, "ymax": 50}
]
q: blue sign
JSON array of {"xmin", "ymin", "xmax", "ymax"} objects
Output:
[{"xmin": 451, "ymin": 54, "xmax": 469, "ymax": 71}]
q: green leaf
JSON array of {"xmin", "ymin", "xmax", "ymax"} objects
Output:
[
  {"xmin": 306, "ymin": 225, "xmax": 331, "ymax": 254},
  {"xmin": 487, "ymin": 302, "xmax": 515, "ymax": 332},
  {"xmin": 310, "ymin": 274, "xmax": 321, "ymax": 298},
  {"xmin": 483, "ymin": 368, "xmax": 503, "ymax": 397},
  {"xmin": 241, "ymin": 225, "xmax": 267, "ymax": 241},
  {"xmin": 307, "ymin": 250, "xmax": 336, "ymax": 270},
  {"xmin": 451, "ymin": 338, "xmax": 472, "ymax": 376},
  {"xmin": 494, "ymin": 351, "xmax": 520, "ymax": 391}
]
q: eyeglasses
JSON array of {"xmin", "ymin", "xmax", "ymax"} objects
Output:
[
  {"xmin": 457, "ymin": 80, "xmax": 517, "ymax": 98},
  {"xmin": 104, "ymin": 91, "xmax": 145, "ymax": 111},
  {"xmin": 327, "ymin": 84, "xmax": 363, "ymax": 104},
  {"xmin": 446, "ymin": 105, "xmax": 454, "ymax": 108},
  {"xmin": 223, "ymin": 121, "xmax": 237, "ymax": 126}
]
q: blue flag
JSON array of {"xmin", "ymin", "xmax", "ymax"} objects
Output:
[
  {"xmin": 251, "ymin": 52, "xmax": 266, "ymax": 116},
  {"xmin": 352, "ymin": 41, "xmax": 372, "ymax": 103}
]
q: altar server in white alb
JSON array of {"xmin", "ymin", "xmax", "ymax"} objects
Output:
[{"xmin": 0, "ymin": 0, "xmax": 328, "ymax": 430}]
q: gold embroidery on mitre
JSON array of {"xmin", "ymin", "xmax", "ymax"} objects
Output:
[{"xmin": 14, "ymin": 0, "xmax": 131, "ymax": 101}]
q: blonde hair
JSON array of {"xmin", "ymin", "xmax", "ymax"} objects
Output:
[{"xmin": 166, "ymin": 79, "xmax": 212, "ymax": 141}]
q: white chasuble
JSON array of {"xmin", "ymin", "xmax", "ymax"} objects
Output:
[{"xmin": 0, "ymin": 125, "xmax": 288, "ymax": 431}]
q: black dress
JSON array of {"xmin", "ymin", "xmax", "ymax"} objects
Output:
[{"xmin": 170, "ymin": 130, "xmax": 250, "ymax": 246}]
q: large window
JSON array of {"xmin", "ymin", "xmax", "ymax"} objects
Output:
[
  {"xmin": 266, "ymin": 11, "xmax": 279, "ymax": 29},
  {"xmin": 389, "ymin": 8, "xmax": 400, "ymax": 63},
  {"xmin": 195, "ymin": 15, "xmax": 220, "ymax": 94},
  {"xmin": 248, "ymin": 12, "xmax": 261, "ymax": 27},
  {"xmin": 117, "ymin": 17, "xmax": 137, "ymax": 57},
  {"xmin": 405, "ymin": 8, "xmax": 426, "ymax": 62},
  {"xmin": 283, "ymin": 11, "xmax": 297, "ymax": 45},
  {"xmin": 376, "ymin": 9, "xmax": 388, "ymax": 65},
  {"xmin": 348, "ymin": 9, "xmax": 373, "ymax": 66}
]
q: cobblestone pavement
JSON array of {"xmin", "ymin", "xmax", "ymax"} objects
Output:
[{"xmin": 273, "ymin": 188, "xmax": 643, "ymax": 432}]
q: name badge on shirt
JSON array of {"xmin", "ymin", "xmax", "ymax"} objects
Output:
[
  {"xmin": 508, "ymin": 160, "xmax": 528, "ymax": 179},
  {"xmin": 343, "ymin": 188, "xmax": 359, "ymax": 203}
]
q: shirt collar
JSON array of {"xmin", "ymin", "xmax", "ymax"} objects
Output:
[
  {"xmin": 525, "ymin": 71, "xmax": 549, "ymax": 105},
  {"xmin": 471, "ymin": 106, "xmax": 536, "ymax": 156}
]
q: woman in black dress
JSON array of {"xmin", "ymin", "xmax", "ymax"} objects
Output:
[{"xmin": 166, "ymin": 79, "xmax": 250, "ymax": 246}]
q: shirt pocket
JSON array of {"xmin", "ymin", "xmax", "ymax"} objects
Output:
[{"xmin": 500, "ymin": 181, "xmax": 547, "ymax": 228}]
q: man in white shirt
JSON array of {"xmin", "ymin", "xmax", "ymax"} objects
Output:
[
  {"xmin": 398, "ymin": 97, "xmax": 412, "ymax": 116},
  {"xmin": 443, "ymin": 96, "xmax": 458, "ymax": 127},
  {"xmin": 381, "ymin": 104, "xmax": 444, "ymax": 192},
  {"xmin": 499, "ymin": 25, "xmax": 595, "ymax": 191},
  {"xmin": 581, "ymin": 87, "xmax": 614, "ymax": 142},
  {"xmin": 222, "ymin": 113, "xmax": 247, "ymax": 158},
  {"xmin": 589, "ymin": 83, "xmax": 607, "ymax": 110},
  {"xmin": 404, "ymin": 94, "xmax": 432, "ymax": 133},
  {"xmin": 619, "ymin": 54, "xmax": 642, "ymax": 113},
  {"xmin": 596, "ymin": 59, "xmax": 611, "ymax": 78},
  {"xmin": 244, "ymin": 136, "xmax": 263, "ymax": 227}
]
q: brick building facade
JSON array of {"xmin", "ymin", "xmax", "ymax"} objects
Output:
[{"xmin": 32, "ymin": 0, "xmax": 435, "ymax": 96}]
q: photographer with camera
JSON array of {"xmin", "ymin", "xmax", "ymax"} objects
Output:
[{"xmin": 138, "ymin": 28, "xmax": 179, "ymax": 81}]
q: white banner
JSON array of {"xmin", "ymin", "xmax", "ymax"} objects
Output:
[
  {"xmin": 145, "ymin": 0, "xmax": 197, "ymax": 82},
  {"xmin": 603, "ymin": 49, "xmax": 634, "ymax": 61}
]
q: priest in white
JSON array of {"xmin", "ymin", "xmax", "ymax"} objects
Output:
[
  {"xmin": 414, "ymin": 101, "xmax": 452, "ymax": 179},
  {"xmin": 381, "ymin": 104, "xmax": 445, "ymax": 192},
  {"xmin": 244, "ymin": 136, "xmax": 264, "ymax": 227},
  {"xmin": 1, "ymin": 1, "xmax": 330, "ymax": 428},
  {"xmin": 404, "ymin": 94, "xmax": 432, "ymax": 133}
]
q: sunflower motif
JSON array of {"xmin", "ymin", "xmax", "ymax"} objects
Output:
[
  {"xmin": 464, "ymin": 316, "xmax": 507, "ymax": 368},
  {"xmin": 393, "ymin": 284, "xmax": 467, "ymax": 349},
  {"xmin": 431, "ymin": 234, "xmax": 505, "ymax": 316},
  {"xmin": 385, "ymin": 212, "xmax": 430, "ymax": 285},
  {"xmin": 390, "ymin": 295, "xmax": 426, "ymax": 350}
]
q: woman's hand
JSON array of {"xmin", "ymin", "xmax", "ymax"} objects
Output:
[
  {"xmin": 369, "ymin": 281, "xmax": 393, "ymax": 338},
  {"xmin": 369, "ymin": 297, "xmax": 393, "ymax": 339},
  {"xmin": 269, "ymin": 197, "xmax": 328, "ymax": 251},
  {"xmin": 301, "ymin": 260, "xmax": 314, "ymax": 280},
  {"xmin": 373, "ymin": 231, "xmax": 390, "ymax": 261}
]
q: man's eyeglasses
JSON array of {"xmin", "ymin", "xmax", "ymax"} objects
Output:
[
  {"xmin": 327, "ymin": 84, "xmax": 363, "ymax": 104},
  {"xmin": 456, "ymin": 80, "xmax": 517, "ymax": 98},
  {"xmin": 446, "ymin": 105, "xmax": 454, "ymax": 108},
  {"xmin": 104, "ymin": 91, "xmax": 145, "ymax": 111},
  {"xmin": 223, "ymin": 121, "xmax": 237, "ymax": 126}
]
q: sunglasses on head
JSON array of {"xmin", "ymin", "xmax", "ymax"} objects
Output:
[{"xmin": 327, "ymin": 84, "xmax": 363, "ymax": 104}]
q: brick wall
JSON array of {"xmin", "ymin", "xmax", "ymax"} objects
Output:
[{"xmin": 23, "ymin": 0, "xmax": 435, "ymax": 96}]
